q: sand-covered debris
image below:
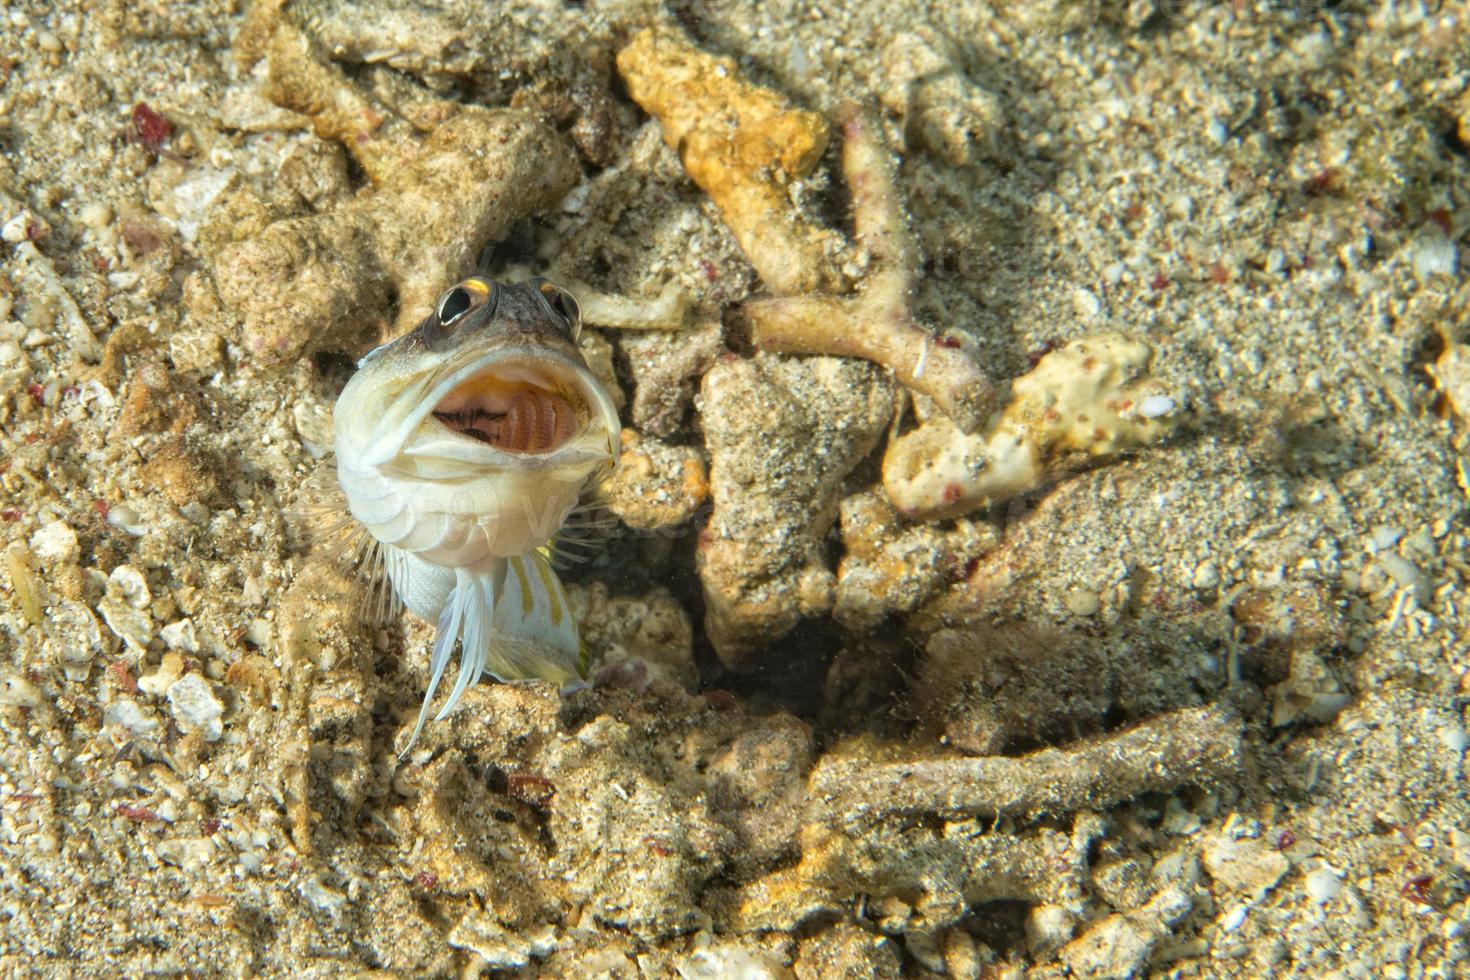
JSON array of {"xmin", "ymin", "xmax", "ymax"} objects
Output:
[{"xmin": 697, "ymin": 354, "xmax": 895, "ymax": 666}]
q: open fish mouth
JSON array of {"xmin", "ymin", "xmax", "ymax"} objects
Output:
[
  {"xmin": 354, "ymin": 343, "xmax": 620, "ymax": 471},
  {"xmin": 431, "ymin": 359, "xmax": 588, "ymax": 454}
]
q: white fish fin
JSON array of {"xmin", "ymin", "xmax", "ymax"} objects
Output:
[
  {"xmin": 358, "ymin": 537, "xmax": 408, "ymax": 626},
  {"xmin": 402, "ymin": 570, "xmax": 470, "ymax": 756},
  {"xmin": 288, "ymin": 457, "xmax": 348, "ymax": 537},
  {"xmin": 369, "ymin": 543, "xmax": 409, "ymax": 625},
  {"xmin": 546, "ymin": 496, "xmax": 616, "ymax": 569},
  {"xmin": 434, "ymin": 561, "xmax": 505, "ymax": 722}
]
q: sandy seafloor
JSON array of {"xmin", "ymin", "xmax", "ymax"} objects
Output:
[{"xmin": 1, "ymin": 0, "xmax": 1469, "ymax": 977}]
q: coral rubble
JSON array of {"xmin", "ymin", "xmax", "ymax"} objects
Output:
[{"xmin": 884, "ymin": 334, "xmax": 1178, "ymax": 520}]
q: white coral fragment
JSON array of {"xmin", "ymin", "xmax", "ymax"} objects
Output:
[
  {"xmin": 883, "ymin": 335, "xmax": 1178, "ymax": 520},
  {"xmin": 166, "ymin": 673, "xmax": 225, "ymax": 741},
  {"xmin": 2, "ymin": 190, "xmax": 103, "ymax": 362}
]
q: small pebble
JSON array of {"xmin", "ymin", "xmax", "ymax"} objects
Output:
[
  {"xmin": 159, "ymin": 619, "xmax": 200, "ymax": 654},
  {"xmin": 1369, "ymin": 526, "xmax": 1405, "ymax": 552},
  {"xmin": 166, "ymin": 673, "xmax": 225, "ymax": 741},
  {"xmin": 1305, "ymin": 867, "xmax": 1342, "ymax": 904},
  {"xmin": 1377, "ymin": 553, "xmax": 1430, "ymax": 605},
  {"xmin": 30, "ymin": 520, "xmax": 79, "ymax": 563},
  {"xmin": 1193, "ymin": 561, "xmax": 1221, "ymax": 589},
  {"xmin": 108, "ymin": 565, "xmax": 152, "ymax": 610},
  {"xmin": 299, "ymin": 877, "xmax": 347, "ymax": 917},
  {"xmin": 103, "ymin": 698, "xmax": 161, "ymax": 736},
  {"xmin": 1073, "ymin": 287, "xmax": 1102, "ymax": 319},
  {"xmin": 1412, "ymin": 226, "xmax": 1458, "ymax": 280},
  {"xmin": 1163, "ymin": 796, "xmax": 1202, "ymax": 835},
  {"xmin": 106, "ymin": 502, "xmax": 148, "ymax": 536},
  {"xmin": 1066, "ymin": 588, "xmax": 1100, "ymax": 616},
  {"xmin": 1, "ymin": 211, "xmax": 46, "ymax": 242},
  {"xmin": 1438, "ymin": 726, "xmax": 1468, "ymax": 755},
  {"xmin": 0, "ymin": 674, "xmax": 42, "ymax": 707},
  {"xmin": 78, "ymin": 201, "xmax": 113, "ymax": 230},
  {"xmin": 1027, "ymin": 904, "xmax": 1078, "ymax": 953},
  {"xmin": 1139, "ymin": 394, "xmax": 1176, "ymax": 419},
  {"xmin": 97, "ymin": 597, "xmax": 154, "ymax": 654},
  {"xmin": 138, "ymin": 653, "xmax": 184, "ymax": 697},
  {"xmin": 1219, "ymin": 904, "xmax": 1248, "ymax": 933}
]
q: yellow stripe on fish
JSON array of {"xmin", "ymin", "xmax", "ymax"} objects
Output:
[
  {"xmin": 511, "ymin": 555, "xmax": 534, "ymax": 616},
  {"xmin": 532, "ymin": 552, "xmax": 564, "ymax": 627}
]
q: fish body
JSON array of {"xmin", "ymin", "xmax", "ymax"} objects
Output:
[{"xmin": 332, "ymin": 277, "xmax": 619, "ymax": 750}]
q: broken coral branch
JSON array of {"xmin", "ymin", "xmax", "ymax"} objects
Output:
[
  {"xmin": 616, "ymin": 26, "xmax": 841, "ymax": 296},
  {"xmin": 712, "ymin": 823, "xmax": 1085, "ymax": 933},
  {"xmin": 743, "ymin": 108, "xmax": 995, "ymax": 432},
  {"xmin": 616, "ymin": 28, "xmax": 994, "ymax": 431},
  {"xmin": 553, "ymin": 276, "xmax": 689, "ymax": 331},
  {"xmin": 808, "ymin": 704, "xmax": 1243, "ymax": 831}
]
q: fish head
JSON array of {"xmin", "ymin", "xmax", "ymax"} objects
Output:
[{"xmin": 333, "ymin": 276, "xmax": 620, "ymax": 563}]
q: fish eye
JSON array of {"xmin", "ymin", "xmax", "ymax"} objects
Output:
[
  {"xmin": 537, "ymin": 281, "xmax": 582, "ymax": 340},
  {"xmin": 437, "ymin": 286, "xmax": 474, "ymax": 326}
]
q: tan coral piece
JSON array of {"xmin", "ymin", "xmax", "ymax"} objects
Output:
[
  {"xmin": 539, "ymin": 713, "xmax": 734, "ymax": 937},
  {"xmin": 884, "ymin": 334, "xmax": 1178, "ymax": 520},
  {"xmin": 832, "ymin": 488, "xmax": 997, "ymax": 631},
  {"xmin": 617, "ymin": 27, "xmax": 839, "ymax": 296},
  {"xmin": 259, "ymin": 20, "xmax": 418, "ymax": 185},
  {"xmin": 275, "ymin": 562, "xmax": 378, "ymax": 853},
  {"xmin": 602, "ymin": 428, "xmax": 709, "ymax": 531},
  {"xmin": 567, "ymin": 580, "xmax": 699, "ymax": 691},
  {"xmin": 620, "ymin": 315, "xmax": 726, "ymax": 436},
  {"xmin": 215, "ymin": 107, "xmax": 577, "ymax": 364},
  {"xmin": 1428, "ymin": 341, "xmax": 1470, "ymax": 424}
]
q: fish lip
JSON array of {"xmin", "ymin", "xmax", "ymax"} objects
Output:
[{"xmin": 360, "ymin": 344, "xmax": 619, "ymax": 469}]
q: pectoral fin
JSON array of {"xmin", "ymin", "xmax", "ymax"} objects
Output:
[
  {"xmin": 401, "ymin": 561, "xmax": 505, "ymax": 755},
  {"xmin": 399, "ymin": 554, "xmax": 584, "ymax": 756}
]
